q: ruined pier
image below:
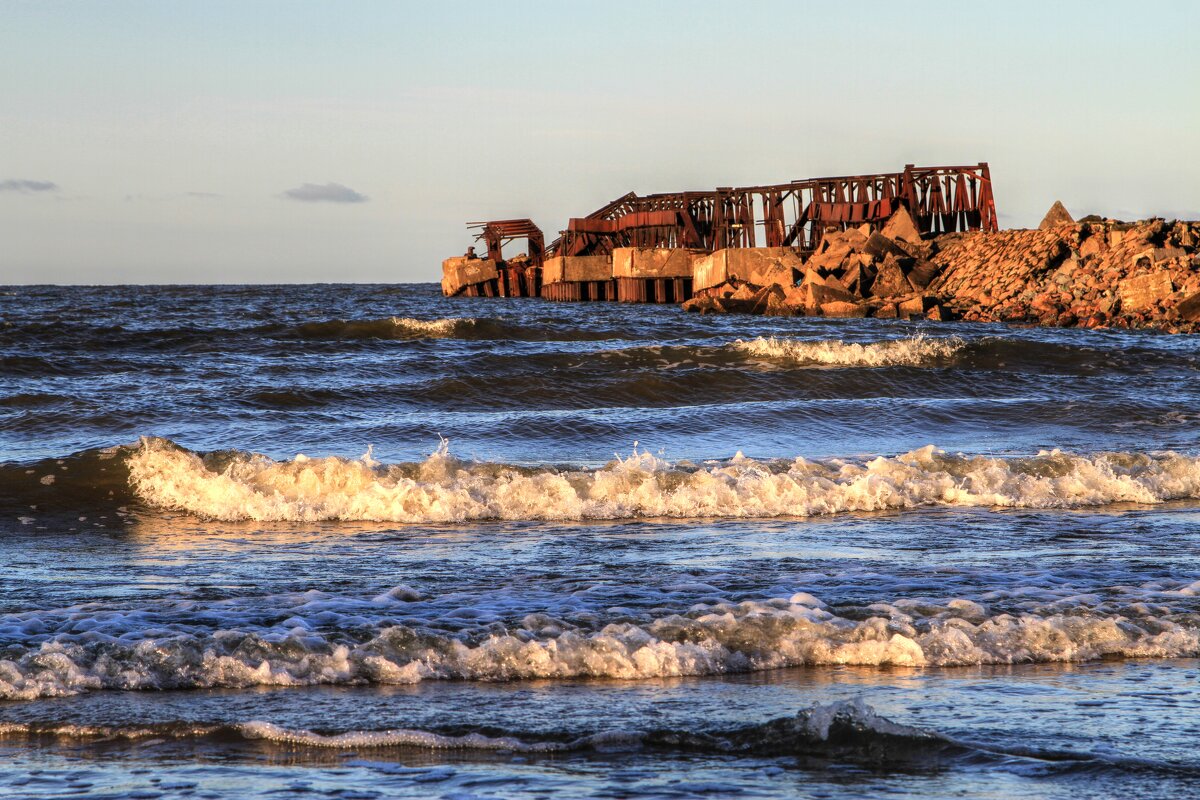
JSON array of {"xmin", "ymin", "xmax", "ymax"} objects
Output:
[
  {"xmin": 442, "ymin": 163, "xmax": 996, "ymax": 304},
  {"xmin": 440, "ymin": 163, "xmax": 1200, "ymax": 331}
]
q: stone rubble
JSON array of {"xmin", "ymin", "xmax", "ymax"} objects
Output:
[{"xmin": 683, "ymin": 204, "xmax": 1200, "ymax": 333}]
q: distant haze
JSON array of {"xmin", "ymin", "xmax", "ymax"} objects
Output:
[{"xmin": 2, "ymin": 0, "xmax": 1197, "ymax": 284}]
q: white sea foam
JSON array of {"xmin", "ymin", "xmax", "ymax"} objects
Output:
[
  {"xmin": 126, "ymin": 437, "xmax": 1200, "ymax": 524},
  {"xmin": 2, "ymin": 589, "xmax": 1196, "ymax": 700},
  {"xmin": 238, "ymin": 721, "xmax": 578, "ymax": 752},
  {"xmin": 733, "ymin": 334, "xmax": 965, "ymax": 366},
  {"xmin": 388, "ymin": 316, "xmax": 471, "ymax": 337}
]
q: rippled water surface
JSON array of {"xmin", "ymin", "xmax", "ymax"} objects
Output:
[{"xmin": 2, "ymin": 283, "xmax": 1200, "ymax": 798}]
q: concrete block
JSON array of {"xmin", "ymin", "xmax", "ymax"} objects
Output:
[
  {"xmin": 541, "ymin": 255, "xmax": 612, "ymax": 284},
  {"xmin": 691, "ymin": 247, "xmax": 804, "ymax": 290},
  {"xmin": 612, "ymin": 248, "xmax": 699, "ymax": 279},
  {"xmin": 441, "ymin": 257, "xmax": 499, "ymax": 296}
]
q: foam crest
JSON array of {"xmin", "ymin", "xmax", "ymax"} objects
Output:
[
  {"xmin": 2, "ymin": 589, "xmax": 1196, "ymax": 700},
  {"xmin": 733, "ymin": 334, "xmax": 965, "ymax": 366},
  {"xmin": 126, "ymin": 438, "xmax": 1200, "ymax": 523},
  {"xmin": 0, "ymin": 701, "xmax": 942, "ymax": 760},
  {"xmin": 387, "ymin": 316, "xmax": 469, "ymax": 337},
  {"xmin": 284, "ymin": 316, "xmax": 475, "ymax": 340}
]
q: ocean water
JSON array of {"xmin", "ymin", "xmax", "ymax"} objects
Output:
[{"xmin": 2, "ymin": 282, "xmax": 1200, "ymax": 798}]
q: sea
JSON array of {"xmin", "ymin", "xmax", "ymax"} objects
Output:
[{"xmin": 2, "ymin": 282, "xmax": 1200, "ymax": 799}]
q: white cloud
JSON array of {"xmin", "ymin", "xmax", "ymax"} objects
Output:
[
  {"xmin": 0, "ymin": 179, "xmax": 58, "ymax": 193},
  {"xmin": 282, "ymin": 182, "xmax": 368, "ymax": 203}
]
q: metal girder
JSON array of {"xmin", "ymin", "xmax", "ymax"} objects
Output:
[{"xmin": 469, "ymin": 163, "xmax": 998, "ymax": 260}]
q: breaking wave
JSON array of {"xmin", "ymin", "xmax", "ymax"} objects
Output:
[
  {"xmin": 733, "ymin": 333, "xmax": 966, "ymax": 366},
  {"xmin": 0, "ymin": 701, "xmax": 955, "ymax": 764},
  {"xmin": 115, "ymin": 438, "xmax": 1200, "ymax": 523},
  {"xmin": 9, "ymin": 438, "xmax": 1200, "ymax": 525},
  {"xmin": 264, "ymin": 316, "xmax": 634, "ymax": 342},
  {"xmin": 279, "ymin": 316, "xmax": 476, "ymax": 340},
  {"xmin": 2, "ymin": 585, "xmax": 1197, "ymax": 700}
]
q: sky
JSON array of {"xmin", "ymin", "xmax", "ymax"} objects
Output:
[{"xmin": 1, "ymin": 0, "xmax": 1197, "ymax": 284}]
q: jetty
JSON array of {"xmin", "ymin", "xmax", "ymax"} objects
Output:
[
  {"xmin": 442, "ymin": 164, "xmax": 996, "ymax": 300},
  {"xmin": 441, "ymin": 164, "xmax": 1200, "ymax": 332}
]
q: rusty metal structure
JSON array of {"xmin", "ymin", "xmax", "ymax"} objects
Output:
[
  {"xmin": 453, "ymin": 162, "xmax": 998, "ymax": 301},
  {"xmin": 466, "ymin": 219, "xmax": 545, "ymax": 297},
  {"xmin": 549, "ymin": 163, "xmax": 997, "ymax": 259}
]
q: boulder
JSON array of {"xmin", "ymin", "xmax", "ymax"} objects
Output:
[
  {"xmin": 820, "ymin": 300, "xmax": 867, "ymax": 318},
  {"xmin": 1079, "ymin": 234, "xmax": 1104, "ymax": 258},
  {"xmin": 841, "ymin": 262, "xmax": 874, "ymax": 296},
  {"xmin": 870, "ymin": 254, "xmax": 911, "ymax": 298},
  {"xmin": 1131, "ymin": 246, "xmax": 1186, "ymax": 267},
  {"xmin": 792, "ymin": 282, "xmax": 855, "ymax": 314},
  {"xmin": 897, "ymin": 295, "xmax": 936, "ymax": 319},
  {"xmin": 764, "ymin": 291, "xmax": 797, "ymax": 317},
  {"xmin": 1039, "ymin": 201, "xmax": 1075, "ymax": 229},
  {"xmin": 863, "ymin": 231, "xmax": 911, "ymax": 261},
  {"xmin": 925, "ymin": 304, "xmax": 951, "ymax": 321},
  {"xmin": 782, "ymin": 283, "xmax": 808, "ymax": 307},
  {"xmin": 681, "ymin": 295, "xmax": 719, "ymax": 314},
  {"xmin": 880, "ymin": 206, "xmax": 921, "ymax": 243},
  {"xmin": 729, "ymin": 283, "xmax": 758, "ymax": 301},
  {"xmin": 1117, "ymin": 272, "xmax": 1173, "ymax": 312},
  {"xmin": 906, "ymin": 260, "xmax": 941, "ymax": 290},
  {"xmin": 1175, "ymin": 291, "xmax": 1200, "ymax": 323}
]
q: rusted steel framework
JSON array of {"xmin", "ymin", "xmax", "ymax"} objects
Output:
[
  {"xmin": 469, "ymin": 219, "xmax": 546, "ymax": 267},
  {"xmin": 534, "ymin": 163, "xmax": 996, "ymax": 258}
]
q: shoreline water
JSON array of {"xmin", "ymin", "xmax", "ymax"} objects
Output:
[{"xmin": 4, "ymin": 284, "xmax": 1200, "ymax": 798}]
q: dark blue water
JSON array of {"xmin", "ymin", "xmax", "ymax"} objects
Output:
[{"xmin": 2, "ymin": 283, "xmax": 1200, "ymax": 798}]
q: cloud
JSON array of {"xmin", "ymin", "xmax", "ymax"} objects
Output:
[
  {"xmin": 282, "ymin": 182, "xmax": 368, "ymax": 203},
  {"xmin": 0, "ymin": 179, "xmax": 59, "ymax": 193}
]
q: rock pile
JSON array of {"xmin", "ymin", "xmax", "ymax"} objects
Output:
[
  {"xmin": 683, "ymin": 204, "xmax": 1200, "ymax": 332},
  {"xmin": 683, "ymin": 208, "xmax": 953, "ymax": 321},
  {"xmin": 930, "ymin": 215, "xmax": 1200, "ymax": 331}
]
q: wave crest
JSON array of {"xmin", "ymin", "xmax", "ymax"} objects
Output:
[
  {"xmin": 122, "ymin": 438, "xmax": 1200, "ymax": 524},
  {"xmin": 2, "ymin": 588, "xmax": 1197, "ymax": 700},
  {"xmin": 0, "ymin": 701, "xmax": 947, "ymax": 763},
  {"xmin": 733, "ymin": 334, "xmax": 965, "ymax": 366},
  {"xmin": 282, "ymin": 316, "xmax": 473, "ymax": 340}
]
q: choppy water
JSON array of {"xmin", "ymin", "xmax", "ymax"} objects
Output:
[{"xmin": 3, "ymin": 283, "xmax": 1200, "ymax": 798}]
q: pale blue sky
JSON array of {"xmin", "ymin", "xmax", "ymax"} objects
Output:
[{"xmin": 1, "ymin": 0, "xmax": 1196, "ymax": 284}]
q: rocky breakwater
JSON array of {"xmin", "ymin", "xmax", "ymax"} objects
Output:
[
  {"xmin": 684, "ymin": 207, "xmax": 947, "ymax": 321},
  {"xmin": 930, "ymin": 209, "xmax": 1200, "ymax": 331},
  {"xmin": 683, "ymin": 205, "xmax": 1200, "ymax": 333}
]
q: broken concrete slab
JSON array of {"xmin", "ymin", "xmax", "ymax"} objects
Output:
[
  {"xmin": 1117, "ymin": 271, "xmax": 1173, "ymax": 312},
  {"xmin": 871, "ymin": 255, "xmax": 911, "ymax": 298},
  {"xmin": 880, "ymin": 206, "xmax": 922, "ymax": 242},
  {"xmin": 863, "ymin": 231, "xmax": 911, "ymax": 262},
  {"xmin": 906, "ymin": 260, "xmax": 941, "ymax": 290},
  {"xmin": 691, "ymin": 247, "xmax": 804, "ymax": 291},
  {"xmin": 441, "ymin": 256, "xmax": 499, "ymax": 296},
  {"xmin": 1175, "ymin": 291, "xmax": 1200, "ymax": 323}
]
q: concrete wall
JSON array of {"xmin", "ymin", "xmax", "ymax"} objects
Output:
[
  {"xmin": 612, "ymin": 248, "xmax": 697, "ymax": 279},
  {"xmin": 692, "ymin": 247, "xmax": 805, "ymax": 290},
  {"xmin": 542, "ymin": 255, "xmax": 612, "ymax": 284},
  {"xmin": 441, "ymin": 256, "xmax": 499, "ymax": 296}
]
